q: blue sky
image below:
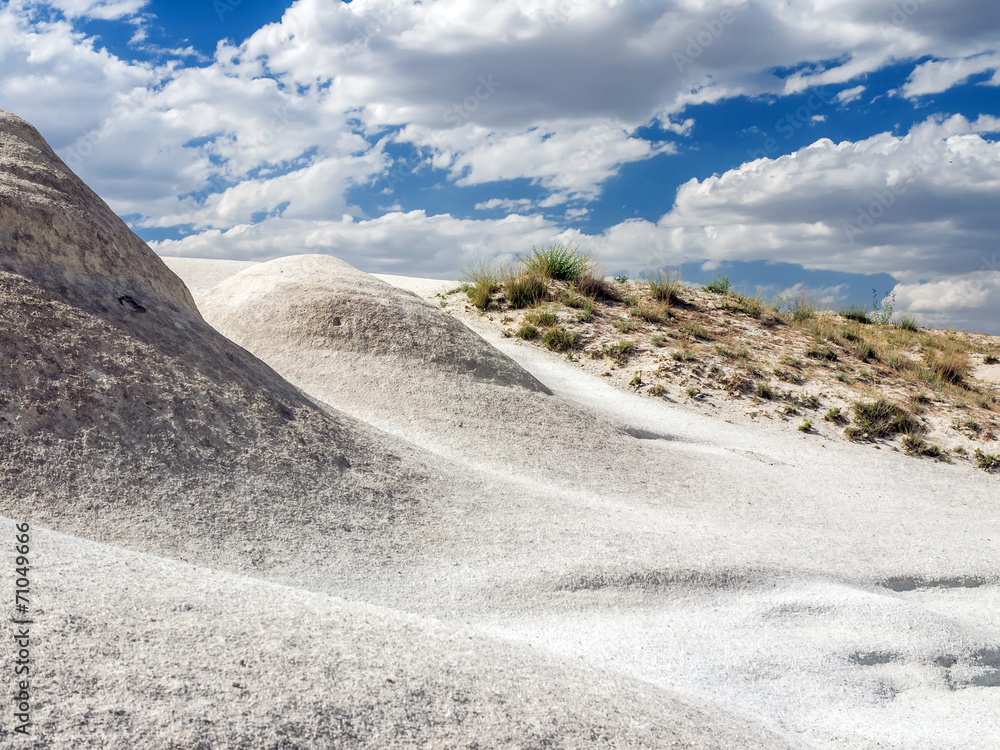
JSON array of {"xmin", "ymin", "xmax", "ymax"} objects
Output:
[{"xmin": 1, "ymin": 0, "xmax": 999, "ymax": 331}]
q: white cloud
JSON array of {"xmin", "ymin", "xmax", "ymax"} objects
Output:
[
  {"xmin": 835, "ymin": 85, "xmax": 866, "ymax": 104},
  {"xmin": 33, "ymin": 0, "xmax": 148, "ymax": 20},
  {"xmin": 903, "ymin": 52, "xmax": 1000, "ymax": 97},
  {"xmin": 475, "ymin": 198, "xmax": 534, "ymax": 212}
]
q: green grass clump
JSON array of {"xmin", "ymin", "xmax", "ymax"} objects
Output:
[
  {"xmin": 612, "ymin": 318, "xmax": 641, "ymax": 333},
  {"xmin": 840, "ymin": 304, "xmax": 870, "ymax": 324},
  {"xmin": 681, "ymin": 322, "xmax": 713, "ymax": 341},
  {"xmin": 542, "ymin": 327, "xmax": 581, "ymax": 352},
  {"xmin": 806, "ymin": 345, "xmax": 838, "ymax": 361},
  {"xmin": 516, "ymin": 324, "xmax": 539, "ymax": 340},
  {"xmin": 649, "ymin": 272, "xmax": 682, "ymax": 304},
  {"xmin": 925, "ymin": 349, "xmax": 971, "ymax": 384},
  {"xmin": 824, "ymin": 407, "xmax": 847, "ymax": 424},
  {"xmin": 520, "ymin": 243, "xmax": 590, "ymax": 281},
  {"xmin": 753, "ymin": 380, "xmax": 776, "ymax": 400},
  {"xmin": 631, "ymin": 304, "xmax": 666, "ymax": 324},
  {"xmin": 902, "ymin": 433, "xmax": 943, "ymax": 458},
  {"xmin": 897, "ymin": 315, "xmax": 918, "ymax": 332},
  {"xmin": 974, "ymin": 449, "xmax": 1000, "ymax": 471},
  {"xmin": 603, "ymin": 339, "xmax": 635, "ymax": 364},
  {"xmin": 525, "ymin": 308, "xmax": 557, "ymax": 327},
  {"xmin": 704, "ymin": 274, "xmax": 731, "ymax": 294},
  {"xmin": 505, "ymin": 272, "xmax": 548, "ymax": 309},
  {"xmin": 461, "ymin": 259, "xmax": 505, "ymax": 311},
  {"xmin": 846, "ymin": 398, "xmax": 921, "ymax": 441},
  {"xmin": 855, "ymin": 339, "xmax": 877, "ymax": 362}
]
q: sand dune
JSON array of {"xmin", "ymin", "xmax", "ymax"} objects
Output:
[{"xmin": 3, "ymin": 108, "xmax": 1000, "ymax": 748}]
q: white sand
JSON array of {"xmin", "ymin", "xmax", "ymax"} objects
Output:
[{"xmin": 160, "ymin": 254, "xmax": 1000, "ymax": 749}]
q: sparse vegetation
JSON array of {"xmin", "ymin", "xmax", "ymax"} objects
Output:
[
  {"xmin": 520, "ymin": 243, "xmax": 590, "ymax": 282},
  {"xmin": 506, "ymin": 271, "xmax": 548, "ymax": 309},
  {"xmin": 603, "ymin": 339, "xmax": 634, "ymax": 365},
  {"xmin": 448, "ymin": 249, "xmax": 1000, "ymax": 474},
  {"xmin": 753, "ymin": 380, "xmax": 776, "ymax": 400},
  {"xmin": 704, "ymin": 274, "xmax": 731, "ymax": 294},
  {"xmin": 975, "ymin": 449, "xmax": 1000, "ymax": 471},
  {"xmin": 846, "ymin": 399, "xmax": 921, "ymax": 441},
  {"xmin": 542, "ymin": 327, "xmax": 581, "ymax": 352},
  {"xmin": 649, "ymin": 272, "xmax": 682, "ymax": 305},
  {"xmin": 525, "ymin": 308, "xmax": 557, "ymax": 327},
  {"xmin": 516, "ymin": 324, "xmax": 539, "ymax": 340}
]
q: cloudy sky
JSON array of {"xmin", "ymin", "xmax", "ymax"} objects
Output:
[{"xmin": 2, "ymin": 0, "xmax": 998, "ymax": 331}]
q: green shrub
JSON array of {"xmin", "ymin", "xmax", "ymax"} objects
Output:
[
  {"xmin": 631, "ymin": 304, "xmax": 665, "ymax": 324},
  {"xmin": 704, "ymin": 274, "xmax": 731, "ymax": 294},
  {"xmin": 649, "ymin": 272, "xmax": 682, "ymax": 304},
  {"xmin": 753, "ymin": 380, "xmax": 775, "ymax": 400},
  {"xmin": 542, "ymin": 326, "xmax": 581, "ymax": 352},
  {"xmin": 840, "ymin": 304, "xmax": 870, "ymax": 324},
  {"xmin": 520, "ymin": 243, "xmax": 590, "ymax": 281},
  {"xmin": 897, "ymin": 315, "xmax": 918, "ymax": 332},
  {"xmin": 603, "ymin": 339, "xmax": 634, "ymax": 364},
  {"xmin": 461, "ymin": 259, "xmax": 505, "ymax": 311},
  {"xmin": 525, "ymin": 308, "xmax": 557, "ymax": 327},
  {"xmin": 847, "ymin": 398, "xmax": 921, "ymax": 441},
  {"xmin": 612, "ymin": 318, "xmax": 640, "ymax": 333},
  {"xmin": 505, "ymin": 272, "xmax": 548, "ymax": 309},
  {"xmin": 974, "ymin": 449, "xmax": 1000, "ymax": 471},
  {"xmin": 629, "ymin": 372, "xmax": 643, "ymax": 387},
  {"xmin": 806, "ymin": 345, "xmax": 838, "ymax": 361},
  {"xmin": 926, "ymin": 350, "xmax": 971, "ymax": 384},
  {"xmin": 798, "ymin": 420, "xmax": 813, "ymax": 432},
  {"xmin": 516, "ymin": 324, "xmax": 539, "ymax": 340},
  {"xmin": 574, "ymin": 300, "xmax": 595, "ymax": 323},
  {"xmin": 824, "ymin": 407, "xmax": 847, "ymax": 424}
]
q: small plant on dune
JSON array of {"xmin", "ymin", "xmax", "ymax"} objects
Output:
[
  {"xmin": 525, "ymin": 308, "xmax": 557, "ymax": 327},
  {"xmin": 629, "ymin": 372, "xmax": 643, "ymax": 387},
  {"xmin": 613, "ymin": 274, "xmax": 629, "ymax": 284},
  {"xmin": 806, "ymin": 345, "xmax": 838, "ymax": 362},
  {"xmin": 575, "ymin": 266, "xmax": 618, "ymax": 301},
  {"xmin": 870, "ymin": 289, "xmax": 896, "ymax": 325},
  {"xmin": 560, "ymin": 290, "xmax": 588, "ymax": 309},
  {"xmin": 651, "ymin": 384, "xmax": 666, "ymax": 397},
  {"xmin": 505, "ymin": 271, "xmax": 548, "ymax": 309},
  {"xmin": 671, "ymin": 347, "xmax": 697, "ymax": 363},
  {"xmin": 825, "ymin": 407, "xmax": 847, "ymax": 424},
  {"xmin": 651, "ymin": 335, "xmax": 669, "ymax": 347},
  {"xmin": 798, "ymin": 420, "xmax": 813, "ymax": 432},
  {"xmin": 985, "ymin": 354, "xmax": 999, "ymax": 365},
  {"xmin": 902, "ymin": 433, "xmax": 944, "ymax": 458},
  {"xmin": 520, "ymin": 243, "xmax": 590, "ymax": 281},
  {"xmin": 574, "ymin": 300, "xmax": 596, "ymax": 323},
  {"xmin": 542, "ymin": 326, "xmax": 581, "ymax": 352},
  {"xmin": 783, "ymin": 292, "xmax": 818, "ymax": 324},
  {"xmin": 649, "ymin": 271, "xmax": 682, "ymax": 304},
  {"xmin": 704, "ymin": 274, "xmax": 731, "ymax": 294},
  {"xmin": 975, "ymin": 449, "xmax": 1000, "ymax": 471},
  {"xmin": 631, "ymin": 304, "xmax": 666, "ymax": 324},
  {"xmin": 883, "ymin": 349, "xmax": 909, "ymax": 371},
  {"xmin": 613, "ymin": 318, "xmax": 641, "ymax": 333},
  {"xmin": 925, "ymin": 349, "xmax": 971, "ymax": 384},
  {"xmin": 516, "ymin": 324, "xmax": 539, "ymax": 340},
  {"xmin": 681, "ymin": 322, "xmax": 713, "ymax": 341},
  {"xmin": 854, "ymin": 339, "xmax": 877, "ymax": 362},
  {"xmin": 603, "ymin": 339, "xmax": 635, "ymax": 365},
  {"xmin": 753, "ymin": 380, "xmax": 776, "ymax": 400},
  {"xmin": 846, "ymin": 398, "xmax": 921, "ymax": 441},
  {"xmin": 897, "ymin": 315, "xmax": 918, "ymax": 332},
  {"xmin": 686, "ymin": 386, "xmax": 699, "ymax": 399},
  {"xmin": 840, "ymin": 304, "xmax": 870, "ymax": 324},
  {"xmin": 461, "ymin": 259, "xmax": 505, "ymax": 311}
]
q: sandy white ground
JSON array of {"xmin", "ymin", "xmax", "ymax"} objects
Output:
[{"xmin": 153, "ymin": 254, "xmax": 1000, "ymax": 750}]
